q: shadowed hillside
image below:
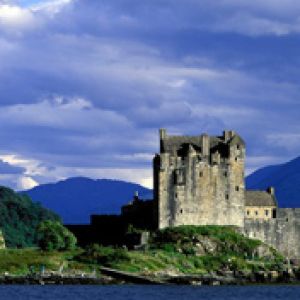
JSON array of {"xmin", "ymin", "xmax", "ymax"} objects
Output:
[
  {"xmin": 0, "ymin": 186, "xmax": 59, "ymax": 248},
  {"xmin": 22, "ymin": 177, "xmax": 152, "ymax": 224}
]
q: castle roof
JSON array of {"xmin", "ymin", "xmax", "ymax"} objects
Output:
[
  {"xmin": 160, "ymin": 132, "xmax": 245, "ymax": 157},
  {"xmin": 161, "ymin": 135, "xmax": 221, "ymax": 153},
  {"xmin": 245, "ymin": 190, "xmax": 277, "ymax": 207}
]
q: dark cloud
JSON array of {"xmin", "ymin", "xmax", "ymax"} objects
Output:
[
  {"xmin": 0, "ymin": 160, "xmax": 25, "ymax": 174},
  {"xmin": 0, "ymin": 0, "xmax": 299, "ymax": 188}
]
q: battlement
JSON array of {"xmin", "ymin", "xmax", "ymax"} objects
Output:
[{"xmin": 159, "ymin": 129, "xmax": 245, "ymax": 163}]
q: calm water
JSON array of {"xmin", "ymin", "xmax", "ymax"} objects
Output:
[{"xmin": 1, "ymin": 285, "xmax": 300, "ymax": 300}]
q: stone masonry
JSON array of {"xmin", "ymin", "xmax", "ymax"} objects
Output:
[{"xmin": 153, "ymin": 129, "xmax": 246, "ymax": 229}]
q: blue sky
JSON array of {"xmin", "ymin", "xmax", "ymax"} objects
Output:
[{"xmin": 0, "ymin": 0, "xmax": 300, "ymax": 190}]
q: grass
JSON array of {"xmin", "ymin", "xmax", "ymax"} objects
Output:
[
  {"xmin": 0, "ymin": 248, "xmax": 93, "ymax": 275},
  {"xmin": 0, "ymin": 226, "xmax": 286, "ymax": 276}
]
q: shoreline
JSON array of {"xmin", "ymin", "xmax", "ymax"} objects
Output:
[{"xmin": 1, "ymin": 268, "xmax": 300, "ymax": 286}]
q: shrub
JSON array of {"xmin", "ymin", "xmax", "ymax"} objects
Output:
[
  {"xmin": 37, "ymin": 220, "xmax": 77, "ymax": 251},
  {"xmin": 77, "ymin": 244, "xmax": 129, "ymax": 266}
]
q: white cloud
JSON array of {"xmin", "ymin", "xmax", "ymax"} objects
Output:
[
  {"xmin": 17, "ymin": 176, "xmax": 39, "ymax": 190},
  {"xmin": 0, "ymin": 4, "xmax": 37, "ymax": 33},
  {"xmin": 30, "ymin": 0, "xmax": 72, "ymax": 14}
]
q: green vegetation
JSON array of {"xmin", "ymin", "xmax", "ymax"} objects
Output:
[
  {"xmin": 75, "ymin": 226, "xmax": 285, "ymax": 275},
  {"xmin": 0, "ymin": 186, "xmax": 60, "ymax": 248},
  {"xmin": 0, "ymin": 225, "xmax": 285, "ymax": 276},
  {"xmin": 0, "ymin": 248, "xmax": 90, "ymax": 275},
  {"xmin": 37, "ymin": 220, "xmax": 77, "ymax": 251}
]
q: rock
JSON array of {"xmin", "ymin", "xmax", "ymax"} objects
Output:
[
  {"xmin": 256, "ymin": 245, "xmax": 275, "ymax": 259},
  {"xmin": 0, "ymin": 230, "xmax": 5, "ymax": 249}
]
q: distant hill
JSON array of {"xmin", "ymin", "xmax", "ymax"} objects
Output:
[
  {"xmin": 22, "ymin": 177, "xmax": 153, "ymax": 224},
  {"xmin": 246, "ymin": 156, "xmax": 300, "ymax": 207}
]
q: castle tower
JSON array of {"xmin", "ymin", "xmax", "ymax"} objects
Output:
[{"xmin": 153, "ymin": 129, "xmax": 246, "ymax": 229}]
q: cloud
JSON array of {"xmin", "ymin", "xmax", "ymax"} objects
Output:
[
  {"xmin": 17, "ymin": 176, "xmax": 38, "ymax": 190},
  {"xmin": 0, "ymin": 0, "xmax": 299, "ymax": 190},
  {"xmin": 0, "ymin": 4, "xmax": 37, "ymax": 34},
  {"xmin": 0, "ymin": 159, "xmax": 25, "ymax": 174},
  {"xmin": 267, "ymin": 133, "xmax": 300, "ymax": 152}
]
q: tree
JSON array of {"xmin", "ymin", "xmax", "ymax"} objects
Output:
[
  {"xmin": 0, "ymin": 186, "xmax": 60, "ymax": 248},
  {"xmin": 37, "ymin": 220, "xmax": 77, "ymax": 251}
]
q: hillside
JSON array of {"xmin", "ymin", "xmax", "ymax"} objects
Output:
[
  {"xmin": 246, "ymin": 156, "xmax": 300, "ymax": 207},
  {"xmin": 0, "ymin": 186, "xmax": 59, "ymax": 248},
  {"xmin": 22, "ymin": 177, "xmax": 152, "ymax": 224}
]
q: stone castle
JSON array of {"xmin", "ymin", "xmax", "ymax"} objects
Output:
[
  {"xmin": 71, "ymin": 128, "xmax": 300, "ymax": 258},
  {"xmin": 123, "ymin": 129, "xmax": 300, "ymax": 258}
]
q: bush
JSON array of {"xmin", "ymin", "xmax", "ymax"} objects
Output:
[
  {"xmin": 151, "ymin": 225, "xmax": 264, "ymax": 258},
  {"xmin": 77, "ymin": 244, "xmax": 129, "ymax": 266},
  {"xmin": 37, "ymin": 220, "xmax": 77, "ymax": 251}
]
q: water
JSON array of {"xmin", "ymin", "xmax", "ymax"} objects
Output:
[{"xmin": 1, "ymin": 285, "xmax": 300, "ymax": 300}]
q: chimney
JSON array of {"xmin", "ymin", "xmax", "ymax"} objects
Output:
[
  {"xmin": 223, "ymin": 130, "xmax": 236, "ymax": 142},
  {"xmin": 159, "ymin": 128, "xmax": 167, "ymax": 140},
  {"xmin": 159, "ymin": 128, "xmax": 167, "ymax": 152},
  {"xmin": 267, "ymin": 187, "xmax": 275, "ymax": 196},
  {"xmin": 201, "ymin": 134, "xmax": 210, "ymax": 156},
  {"xmin": 133, "ymin": 191, "xmax": 139, "ymax": 202}
]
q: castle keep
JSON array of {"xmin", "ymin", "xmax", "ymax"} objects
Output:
[{"xmin": 153, "ymin": 129, "xmax": 245, "ymax": 229}]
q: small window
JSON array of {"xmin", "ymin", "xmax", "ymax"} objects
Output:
[
  {"xmin": 225, "ymin": 194, "xmax": 229, "ymax": 200},
  {"xmin": 286, "ymin": 218, "xmax": 289, "ymax": 222},
  {"xmin": 235, "ymin": 157, "xmax": 238, "ymax": 161},
  {"xmin": 237, "ymin": 145, "xmax": 240, "ymax": 150},
  {"xmin": 235, "ymin": 186, "xmax": 239, "ymax": 191},
  {"xmin": 224, "ymin": 171, "xmax": 228, "ymax": 177},
  {"xmin": 265, "ymin": 210, "xmax": 269, "ymax": 216},
  {"xmin": 247, "ymin": 210, "xmax": 250, "ymax": 216},
  {"xmin": 180, "ymin": 209, "xmax": 183, "ymax": 214},
  {"xmin": 175, "ymin": 193, "xmax": 178, "ymax": 198},
  {"xmin": 255, "ymin": 211, "xmax": 258, "ymax": 216},
  {"xmin": 199, "ymin": 171, "xmax": 203, "ymax": 177}
]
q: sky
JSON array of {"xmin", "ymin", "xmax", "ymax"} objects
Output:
[{"xmin": 0, "ymin": 0, "xmax": 300, "ymax": 190}]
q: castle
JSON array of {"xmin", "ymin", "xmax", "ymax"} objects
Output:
[
  {"xmin": 123, "ymin": 129, "xmax": 300, "ymax": 258},
  {"xmin": 70, "ymin": 129, "xmax": 300, "ymax": 258}
]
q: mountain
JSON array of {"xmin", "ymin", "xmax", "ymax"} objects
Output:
[
  {"xmin": 0, "ymin": 186, "xmax": 59, "ymax": 248},
  {"xmin": 22, "ymin": 177, "xmax": 153, "ymax": 224},
  {"xmin": 246, "ymin": 156, "xmax": 300, "ymax": 208}
]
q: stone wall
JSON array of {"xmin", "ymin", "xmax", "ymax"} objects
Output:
[{"xmin": 244, "ymin": 208, "xmax": 300, "ymax": 258}]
